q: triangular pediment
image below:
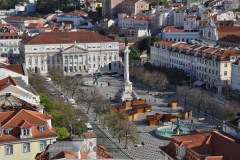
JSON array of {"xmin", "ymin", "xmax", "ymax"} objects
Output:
[{"xmin": 63, "ymin": 45, "xmax": 88, "ymax": 53}]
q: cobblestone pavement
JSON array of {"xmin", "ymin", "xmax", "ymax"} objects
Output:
[{"xmin": 80, "ymin": 75, "xmax": 222, "ymax": 160}]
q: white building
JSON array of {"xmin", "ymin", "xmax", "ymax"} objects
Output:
[
  {"xmin": 151, "ymin": 7, "xmax": 173, "ymax": 35},
  {"xmin": 173, "ymin": 9, "xmax": 186, "ymax": 27},
  {"xmin": 19, "ymin": 30, "xmax": 121, "ymax": 75},
  {"xmin": 0, "ymin": 23, "xmax": 21, "ymax": 58},
  {"xmin": 118, "ymin": 14, "xmax": 151, "ymax": 30},
  {"xmin": 216, "ymin": 11, "xmax": 236, "ymax": 21},
  {"xmin": 150, "ymin": 40, "xmax": 240, "ymax": 92},
  {"xmin": 15, "ymin": 0, "xmax": 37, "ymax": 14},
  {"xmin": 183, "ymin": 15, "xmax": 199, "ymax": 31},
  {"xmin": 199, "ymin": 19, "xmax": 240, "ymax": 46},
  {"xmin": 158, "ymin": 26, "xmax": 200, "ymax": 43},
  {"xmin": 0, "ymin": 9, "xmax": 17, "ymax": 19},
  {"xmin": 56, "ymin": 10, "xmax": 93, "ymax": 29},
  {"xmin": 231, "ymin": 60, "xmax": 240, "ymax": 91}
]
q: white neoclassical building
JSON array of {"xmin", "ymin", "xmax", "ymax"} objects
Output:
[{"xmin": 19, "ymin": 30, "xmax": 121, "ymax": 75}]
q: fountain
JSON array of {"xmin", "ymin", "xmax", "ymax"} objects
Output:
[
  {"xmin": 83, "ymin": 70, "xmax": 108, "ymax": 87},
  {"xmin": 155, "ymin": 117, "xmax": 190, "ymax": 139}
]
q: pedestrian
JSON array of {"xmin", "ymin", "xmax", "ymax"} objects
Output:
[{"xmin": 142, "ymin": 142, "xmax": 145, "ymax": 148}]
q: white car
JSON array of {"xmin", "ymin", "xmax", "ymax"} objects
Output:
[
  {"xmin": 68, "ymin": 98, "xmax": 76, "ymax": 105},
  {"xmin": 45, "ymin": 78, "xmax": 52, "ymax": 82}
]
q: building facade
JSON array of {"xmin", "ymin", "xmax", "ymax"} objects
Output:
[
  {"xmin": 19, "ymin": 30, "xmax": 120, "ymax": 75},
  {"xmin": 231, "ymin": 60, "xmax": 240, "ymax": 91},
  {"xmin": 118, "ymin": 14, "xmax": 151, "ymax": 30},
  {"xmin": 119, "ymin": 0, "xmax": 149, "ymax": 15},
  {"xmin": 0, "ymin": 109, "xmax": 57, "ymax": 160},
  {"xmin": 150, "ymin": 40, "xmax": 240, "ymax": 92},
  {"xmin": 56, "ymin": 10, "xmax": 93, "ymax": 29},
  {"xmin": 0, "ymin": 23, "xmax": 21, "ymax": 58},
  {"xmin": 158, "ymin": 26, "xmax": 200, "ymax": 43}
]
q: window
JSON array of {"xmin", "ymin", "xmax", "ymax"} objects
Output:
[
  {"xmin": 39, "ymin": 125, "xmax": 45, "ymax": 132},
  {"xmin": 22, "ymin": 128, "xmax": 30, "ymax": 136},
  {"xmin": 35, "ymin": 58, "xmax": 38, "ymax": 64},
  {"xmin": 224, "ymin": 71, "xmax": 227, "ymax": 76},
  {"xmin": 224, "ymin": 63, "xmax": 227, "ymax": 67},
  {"xmin": 5, "ymin": 129, "xmax": 12, "ymax": 135},
  {"xmin": 5, "ymin": 145, "xmax": 13, "ymax": 155},
  {"xmin": 39, "ymin": 141, "xmax": 47, "ymax": 151},
  {"xmin": 22, "ymin": 143, "xmax": 30, "ymax": 153}
]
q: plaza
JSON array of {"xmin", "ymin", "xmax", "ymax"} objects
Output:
[{"xmin": 79, "ymin": 74, "xmax": 222, "ymax": 159}]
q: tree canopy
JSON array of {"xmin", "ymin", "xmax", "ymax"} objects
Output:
[
  {"xmin": 129, "ymin": 46, "xmax": 140, "ymax": 60},
  {"xmin": 138, "ymin": 36, "xmax": 160, "ymax": 54}
]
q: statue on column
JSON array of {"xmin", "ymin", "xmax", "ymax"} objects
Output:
[{"xmin": 125, "ymin": 37, "xmax": 128, "ymax": 46}]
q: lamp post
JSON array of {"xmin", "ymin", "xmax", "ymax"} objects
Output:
[{"xmin": 124, "ymin": 133, "xmax": 130, "ymax": 149}]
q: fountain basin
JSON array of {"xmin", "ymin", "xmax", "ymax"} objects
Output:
[
  {"xmin": 155, "ymin": 125, "xmax": 190, "ymax": 139},
  {"xmin": 83, "ymin": 81, "xmax": 108, "ymax": 87}
]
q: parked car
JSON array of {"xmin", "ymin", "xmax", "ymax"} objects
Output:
[
  {"xmin": 85, "ymin": 122, "xmax": 93, "ymax": 132},
  {"xmin": 45, "ymin": 77, "xmax": 51, "ymax": 81},
  {"xmin": 68, "ymin": 98, "xmax": 76, "ymax": 105}
]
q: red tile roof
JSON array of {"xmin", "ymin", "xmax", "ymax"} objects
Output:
[
  {"xmin": 3, "ymin": 64, "xmax": 25, "ymax": 75},
  {"xmin": 4, "ymin": 16, "xmax": 41, "ymax": 21},
  {"xmin": 155, "ymin": 40, "xmax": 174, "ymax": 46},
  {"xmin": 21, "ymin": 30, "xmax": 115, "ymax": 45},
  {"xmin": 123, "ymin": 14, "xmax": 151, "ymax": 21},
  {"xmin": 81, "ymin": 132, "xmax": 97, "ymax": 138},
  {"xmin": 52, "ymin": 151, "xmax": 77, "ymax": 159},
  {"xmin": 0, "ymin": 76, "xmax": 17, "ymax": 91},
  {"xmin": 162, "ymin": 26, "xmax": 185, "ymax": 32},
  {"xmin": 162, "ymin": 131, "xmax": 240, "ymax": 160},
  {"xmin": 97, "ymin": 145, "xmax": 112, "ymax": 159},
  {"xmin": 217, "ymin": 26, "xmax": 240, "ymax": 39},
  {"xmin": 0, "ymin": 109, "xmax": 57, "ymax": 143},
  {"xmin": 66, "ymin": 10, "xmax": 87, "ymax": 16}
]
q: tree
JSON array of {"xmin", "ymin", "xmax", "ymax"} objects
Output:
[
  {"xmin": 176, "ymin": 86, "xmax": 191, "ymax": 106},
  {"xmin": 129, "ymin": 46, "xmax": 140, "ymax": 60},
  {"xmin": 55, "ymin": 127, "xmax": 70, "ymax": 140},
  {"xmin": 36, "ymin": 0, "xmax": 58, "ymax": 14},
  {"xmin": 49, "ymin": 67, "xmax": 65, "ymax": 90},
  {"xmin": 138, "ymin": 36, "xmax": 160, "ymax": 54},
  {"xmin": 63, "ymin": 76, "xmax": 82, "ymax": 98},
  {"xmin": 76, "ymin": 88, "xmax": 100, "ymax": 114},
  {"xmin": 118, "ymin": 121, "xmax": 139, "ymax": 149}
]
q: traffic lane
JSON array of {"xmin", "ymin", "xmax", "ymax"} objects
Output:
[{"xmin": 91, "ymin": 123, "xmax": 130, "ymax": 159}]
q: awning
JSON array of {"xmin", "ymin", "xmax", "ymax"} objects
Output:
[{"xmin": 193, "ymin": 80, "xmax": 205, "ymax": 87}]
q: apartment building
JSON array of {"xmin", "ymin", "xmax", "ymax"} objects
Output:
[
  {"xmin": 183, "ymin": 15, "xmax": 199, "ymax": 31},
  {"xmin": 19, "ymin": 30, "xmax": 120, "ymax": 75},
  {"xmin": 151, "ymin": 40, "xmax": 240, "ymax": 92},
  {"xmin": 119, "ymin": 0, "xmax": 149, "ymax": 15},
  {"xmin": 0, "ymin": 109, "xmax": 57, "ymax": 160},
  {"xmin": 56, "ymin": 10, "xmax": 93, "ymax": 29},
  {"xmin": 158, "ymin": 26, "xmax": 200, "ymax": 43},
  {"xmin": 0, "ymin": 23, "xmax": 21, "ymax": 58},
  {"xmin": 118, "ymin": 14, "xmax": 151, "ymax": 29}
]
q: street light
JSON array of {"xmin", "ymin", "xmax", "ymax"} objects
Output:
[{"xmin": 124, "ymin": 134, "xmax": 130, "ymax": 149}]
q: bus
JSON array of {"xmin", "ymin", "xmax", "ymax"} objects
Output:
[{"xmin": 85, "ymin": 123, "xmax": 93, "ymax": 132}]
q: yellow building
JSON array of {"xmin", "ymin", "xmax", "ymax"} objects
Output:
[{"xmin": 0, "ymin": 109, "xmax": 57, "ymax": 160}]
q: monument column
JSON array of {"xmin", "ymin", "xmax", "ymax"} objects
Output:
[{"xmin": 124, "ymin": 42, "xmax": 130, "ymax": 84}]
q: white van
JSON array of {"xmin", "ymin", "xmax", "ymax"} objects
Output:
[
  {"xmin": 85, "ymin": 123, "xmax": 93, "ymax": 132},
  {"xmin": 68, "ymin": 98, "xmax": 76, "ymax": 105}
]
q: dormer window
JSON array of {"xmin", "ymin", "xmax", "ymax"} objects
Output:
[
  {"xmin": 39, "ymin": 125, "xmax": 45, "ymax": 132},
  {"xmin": 22, "ymin": 128, "xmax": 30, "ymax": 136},
  {"xmin": 5, "ymin": 129, "xmax": 12, "ymax": 135}
]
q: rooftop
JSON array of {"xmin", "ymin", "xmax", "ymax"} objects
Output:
[
  {"xmin": 21, "ymin": 30, "xmax": 115, "ymax": 45},
  {"xmin": 161, "ymin": 131, "xmax": 240, "ymax": 160},
  {"xmin": 0, "ymin": 109, "xmax": 56, "ymax": 143}
]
